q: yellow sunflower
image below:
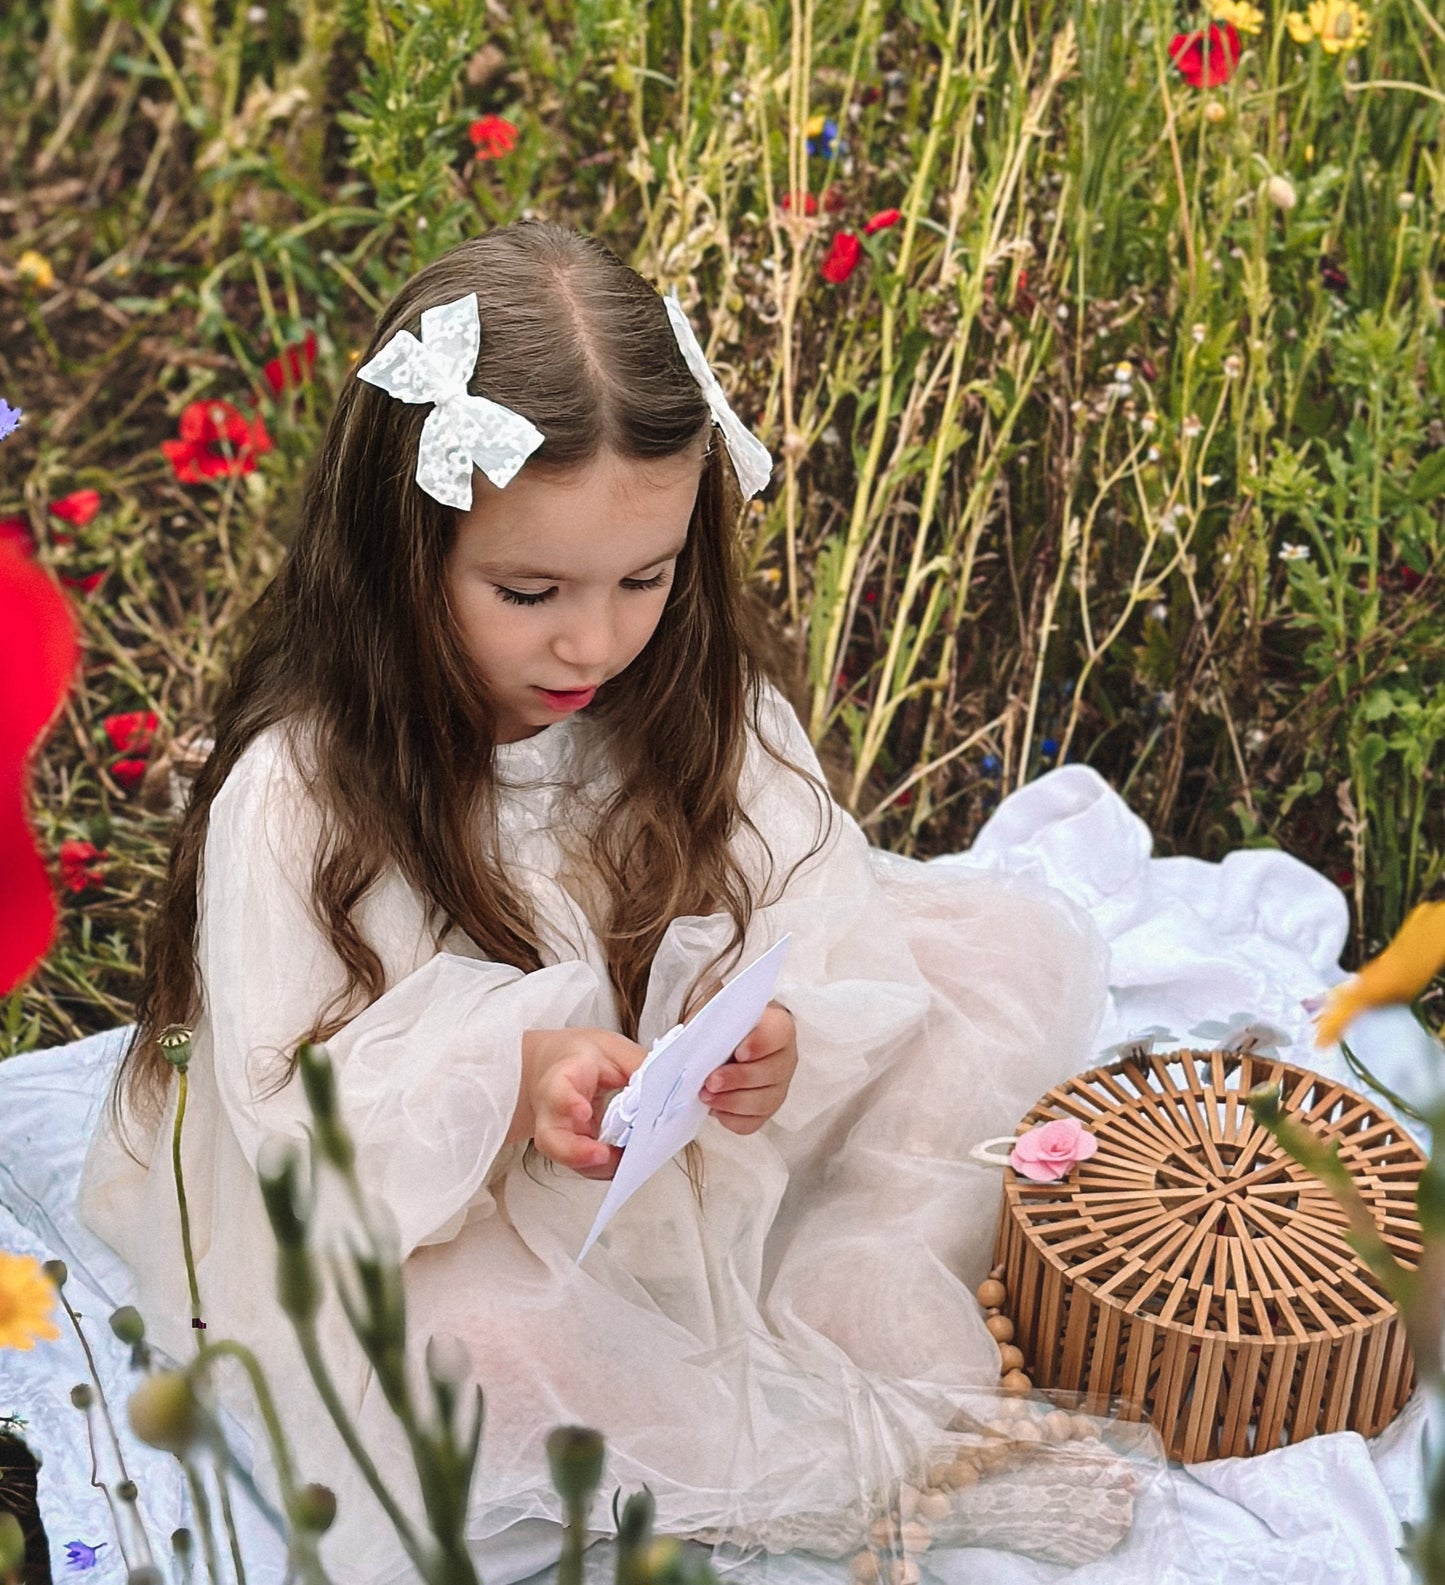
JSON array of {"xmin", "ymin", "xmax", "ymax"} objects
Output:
[
  {"xmin": 0, "ymin": 1250, "xmax": 61, "ymax": 1351},
  {"xmin": 1316, "ymin": 900, "xmax": 1445, "ymax": 1047},
  {"xmin": 1209, "ymin": 0, "xmax": 1265, "ymax": 33}
]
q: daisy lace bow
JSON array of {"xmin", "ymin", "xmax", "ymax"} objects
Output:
[
  {"xmin": 664, "ymin": 294, "xmax": 773, "ymax": 499},
  {"xmin": 356, "ymin": 292, "xmax": 544, "ymax": 510}
]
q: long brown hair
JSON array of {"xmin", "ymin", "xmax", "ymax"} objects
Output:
[{"xmin": 117, "ymin": 222, "xmax": 816, "ymax": 1141}]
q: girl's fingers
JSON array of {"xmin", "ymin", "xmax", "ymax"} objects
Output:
[
  {"xmin": 705, "ymin": 1083, "xmax": 781, "ymax": 1119},
  {"xmin": 705, "ymin": 1052, "xmax": 792, "ymax": 1094}
]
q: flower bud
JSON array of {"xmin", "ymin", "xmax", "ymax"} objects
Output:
[
  {"xmin": 1247, "ymin": 1082, "xmax": 1283, "ymax": 1124},
  {"xmin": 109, "ymin": 1306, "xmax": 146, "ymax": 1345},
  {"xmin": 127, "ymin": 1569, "xmax": 165, "ymax": 1584},
  {"xmin": 1203, "ymin": 101, "xmax": 1227, "ymax": 123},
  {"xmin": 298, "ymin": 1044, "xmax": 355, "ymax": 1171},
  {"xmin": 256, "ymin": 1136, "xmax": 312, "ymax": 1248},
  {"xmin": 0, "ymin": 1514, "xmax": 25, "ymax": 1576},
  {"xmin": 276, "ymin": 1245, "xmax": 321, "ymax": 1323},
  {"xmin": 128, "ymin": 1371, "xmax": 202, "ymax": 1454},
  {"xmin": 170, "ymin": 1529, "xmax": 193, "ymax": 1558},
  {"xmin": 158, "ymin": 1025, "xmax": 193, "ymax": 1072},
  {"xmin": 545, "ymin": 1426, "xmax": 606, "ymax": 1511},
  {"xmin": 291, "ymin": 1483, "xmax": 337, "ymax": 1533},
  {"xmin": 70, "ymin": 1383, "xmax": 95, "ymax": 1410},
  {"xmin": 1263, "ymin": 174, "xmax": 1296, "ymax": 211},
  {"xmin": 116, "ymin": 1481, "xmax": 139, "ymax": 1503},
  {"xmin": 43, "ymin": 1258, "xmax": 69, "ymax": 1288},
  {"xmin": 425, "ymin": 1333, "xmax": 472, "ymax": 1388}
]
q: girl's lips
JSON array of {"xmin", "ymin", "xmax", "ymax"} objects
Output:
[{"xmin": 536, "ymin": 686, "xmax": 598, "ymax": 713}]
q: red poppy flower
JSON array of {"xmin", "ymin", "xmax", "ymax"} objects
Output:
[
  {"xmin": 61, "ymin": 570, "xmax": 105, "ymax": 596},
  {"xmin": 0, "ymin": 541, "xmax": 79, "ymax": 990},
  {"xmin": 1168, "ymin": 23, "xmax": 1241, "ymax": 88},
  {"xmin": 822, "ymin": 188, "xmax": 848, "ymax": 214},
  {"xmin": 821, "ymin": 232, "xmax": 862, "ymax": 284},
  {"xmin": 111, "ymin": 758, "xmax": 148, "ymax": 792},
  {"xmin": 58, "ymin": 838, "xmax": 107, "ymax": 895},
  {"xmin": 468, "ymin": 114, "xmax": 519, "ymax": 159},
  {"xmin": 49, "ymin": 489, "xmax": 101, "ymax": 527},
  {"xmin": 103, "ymin": 710, "xmax": 158, "ymax": 756},
  {"xmin": 162, "ymin": 400, "xmax": 273, "ymax": 484},
  {"xmin": 0, "ymin": 515, "xmax": 32, "ymax": 555},
  {"xmin": 782, "ymin": 191, "xmax": 819, "ymax": 215},
  {"xmin": 262, "ymin": 330, "xmax": 318, "ymax": 397},
  {"xmin": 864, "ymin": 208, "xmax": 902, "ymax": 236}
]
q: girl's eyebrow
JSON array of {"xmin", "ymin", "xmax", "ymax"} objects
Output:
[{"xmin": 481, "ymin": 539, "xmax": 688, "ymax": 582}]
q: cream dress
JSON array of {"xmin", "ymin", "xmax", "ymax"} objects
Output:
[{"xmin": 79, "ymin": 685, "xmax": 1138, "ymax": 1583}]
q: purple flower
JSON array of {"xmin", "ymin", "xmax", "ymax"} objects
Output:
[
  {"xmin": 981, "ymin": 754, "xmax": 1001, "ymax": 776},
  {"xmin": 0, "ymin": 399, "xmax": 22, "ymax": 441},
  {"xmin": 64, "ymin": 1541, "xmax": 106, "ymax": 1571}
]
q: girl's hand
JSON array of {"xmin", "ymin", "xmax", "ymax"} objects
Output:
[
  {"xmin": 701, "ymin": 1002, "xmax": 798, "ymax": 1135},
  {"xmin": 514, "ymin": 1027, "xmax": 647, "ymax": 1180}
]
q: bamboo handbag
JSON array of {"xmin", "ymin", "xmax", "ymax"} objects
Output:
[{"xmin": 992, "ymin": 1049, "xmax": 1422, "ymax": 1461}]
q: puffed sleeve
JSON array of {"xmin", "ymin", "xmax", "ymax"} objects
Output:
[
  {"xmin": 636, "ymin": 683, "xmax": 932, "ymax": 1140},
  {"xmin": 199, "ymin": 729, "xmax": 603, "ymax": 1257}
]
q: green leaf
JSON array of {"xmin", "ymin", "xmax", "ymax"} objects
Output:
[{"xmin": 1407, "ymin": 449, "xmax": 1445, "ymax": 503}]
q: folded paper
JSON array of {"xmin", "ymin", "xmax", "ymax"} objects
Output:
[{"xmin": 579, "ymin": 935, "xmax": 792, "ymax": 1260}]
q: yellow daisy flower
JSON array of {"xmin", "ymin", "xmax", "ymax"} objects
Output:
[
  {"xmin": 1316, "ymin": 900, "xmax": 1445, "ymax": 1047},
  {"xmin": 16, "ymin": 250, "xmax": 55, "ymax": 291},
  {"xmin": 1316, "ymin": 0, "xmax": 1370, "ymax": 51},
  {"xmin": 0, "ymin": 1250, "xmax": 61, "ymax": 1351},
  {"xmin": 1285, "ymin": 9, "xmax": 1316, "ymax": 40},
  {"xmin": 1209, "ymin": 0, "xmax": 1265, "ymax": 33}
]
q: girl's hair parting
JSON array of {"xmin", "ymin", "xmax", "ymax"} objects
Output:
[{"xmin": 116, "ymin": 220, "xmax": 826, "ymax": 1143}]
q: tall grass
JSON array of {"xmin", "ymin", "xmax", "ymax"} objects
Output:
[{"xmin": 1, "ymin": 0, "xmax": 1441, "ymax": 1049}]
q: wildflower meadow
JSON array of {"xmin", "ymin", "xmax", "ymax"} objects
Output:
[{"xmin": 0, "ymin": 0, "xmax": 1442, "ymax": 1054}]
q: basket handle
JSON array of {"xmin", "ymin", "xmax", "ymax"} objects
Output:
[{"xmin": 969, "ymin": 1135, "xmax": 1018, "ymax": 1169}]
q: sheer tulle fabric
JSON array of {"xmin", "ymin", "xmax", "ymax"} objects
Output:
[{"xmin": 80, "ymin": 687, "xmax": 1166, "ymax": 1581}]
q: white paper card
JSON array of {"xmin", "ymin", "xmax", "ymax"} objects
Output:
[{"xmin": 578, "ymin": 935, "xmax": 792, "ymax": 1260}]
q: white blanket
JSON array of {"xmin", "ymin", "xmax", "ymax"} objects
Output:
[{"xmin": 0, "ymin": 765, "xmax": 1424, "ymax": 1583}]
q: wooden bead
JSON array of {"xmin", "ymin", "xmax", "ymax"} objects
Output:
[
  {"xmin": 1009, "ymin": 1419, "xmax": 1043, "ymax": 1445},
  {"xmin": 851, "ymin": 1553, "xmax": 880, "ymax": 1584},
  {"xmin": 926, "ymin": 1460, "xmax": 954, "ymax": 1488},
  {"xmin": 949, "ymin": 1457, "xmax": 980, "ymax": 1488},
  {"xmin": 901, "ymin": 1520, "xmax": 932, "ymax": 1554},
  {"xmin": 918, "ymin": 1489, "xmax": 951, "ymax": 1523},
  {"xmin": 896, "ymin": 1482, "xmax": 920, "ymax": 1520},
  {"xmin": 998, "ymin": 1343, "xmax": 1025, "ymax": 1374},
  {"xmin": 1000, "ymin": 1368, "xmax": 1032, "ymax": 1396},
  {"xmin": 1070, "ymin": 1413, "xmax": 1098, "ymax": 1440},
  {"xmin": 977, "ymin": 1278, "xmax": 1007, "ymax": 1309},
  {"xmin": 869, "ymin": 1517, "xmax": 897, "ymax": 1549},
  {"xmin": 985, "ymin": 1314, "xmax": 1015, "ymax": 1343},
  {"xmin": 1041, "ymin": 1410, "xmax": 1075, "ymax": 1444},
  {"xmin": 888, "ymin": 1558, "xmax": 919, "ymax": 1585}
]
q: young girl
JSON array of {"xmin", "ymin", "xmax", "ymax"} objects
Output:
[{"xmin": 79, "ymin": 223, "xmax": 1145, "ymax": 1583}]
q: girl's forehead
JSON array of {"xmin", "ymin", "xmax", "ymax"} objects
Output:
[{"xmin": 452, "ymin": 449, "xmax": 701, "ymax": 574}]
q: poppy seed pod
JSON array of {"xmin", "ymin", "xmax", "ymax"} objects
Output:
[
  {"xmin": 109, "ymin": 1305, "xmax": 146, "ymax": 1345},
  {"xmin": 158, "ymin": 1024, "xmax": 193, "ymax": 1072},
  {"xmin": 1263, "ymin": 174, "xmax": 1297, "ymax": 211}
]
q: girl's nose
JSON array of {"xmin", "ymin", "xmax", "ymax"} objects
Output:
[{"xmin": 552, "ymin": 602, "xmax": 614, "ymax": 671}]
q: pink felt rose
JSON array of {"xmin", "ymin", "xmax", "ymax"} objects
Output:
[{"xmin": 1008, "ymin": 1117, "xmax": 1098, "ymax": 1182}]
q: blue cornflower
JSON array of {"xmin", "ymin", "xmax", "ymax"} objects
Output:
[
  {"xmin": 0, "ymin": 399, "xmax": 22, "ymax": 441},
  {"xmin": 981, "ymin": 753, "xmax": 1001, "ymax": 776},
  {"xmin": 1041, "ymin": 738, "xmax": 1059, "ymax": 757},
  {"xmin": 805, "ymin": 115, "xmax": 838, "ymax": 157},
  {"xmin": 64, "ymin": 1541, "xmax": 106, "ymax": 1571}
]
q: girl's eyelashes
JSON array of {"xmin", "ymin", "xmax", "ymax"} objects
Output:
[{"xmin": 492, "ymin": 569, "xmax": 671, "ymax": 606}]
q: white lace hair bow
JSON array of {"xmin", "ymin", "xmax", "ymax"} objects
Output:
[
  {"xmin": 356, "ymin": 292, "xmax": 544, "ymax": 510},
  {"xmin": 665, "ymin": 294, "xmax": 773, "ymax": 499}
]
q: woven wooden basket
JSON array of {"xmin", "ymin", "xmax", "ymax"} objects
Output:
[{"xmin": 993, "ymin": 1049, "xmax": 1424, "ymax": 1462}]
